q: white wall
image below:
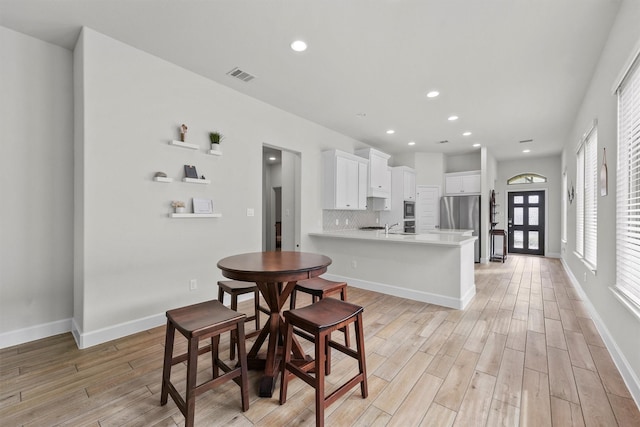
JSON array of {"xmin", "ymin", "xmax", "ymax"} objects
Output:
[
  {"xmin": 445, "ymin": 152, "xmax": 481, "ymax": 173},
  {"xmin": 0, "ymin": 27, "xmax": 74, "ymax": 344},
  {"xmin": 561, "ymin": 0, "xmax": 640, "ymax": 398},
  {"xmin": 70, "ymin": 27, "xmax": 364, "ymax": 346},
  {"xmin": 414, "ymin": 152, "xmax": 444, "ymax": 189},
  {"xmin": 496, "ymin": 155, "xmax": 562, "ymax": 257}
]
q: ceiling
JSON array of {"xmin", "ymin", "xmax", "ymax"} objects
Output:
[{"xmin": 0, "ymin": 0, "xmax": 622, "ymax": 161}]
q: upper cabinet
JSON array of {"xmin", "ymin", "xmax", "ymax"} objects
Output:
[
  {"xmin": 444, "ymin": 171, "xmax": 481, "ymax": 195},
  {"xmin": 355, "ymin": 148, "xmax": 391, "ymax": 198},
  {"xmin": 323, "ymin": 150, "xmax": 368, "ymax": 210},
  {"xmin": 391, "ymin": 166, "xmax": 416, "ymax": 202},
  {"xmin": 403, "ymin": 168, "xmax": 416, "ymax": 200}
]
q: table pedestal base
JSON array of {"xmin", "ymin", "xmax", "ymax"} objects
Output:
[{"xmin": 247, "ymin": 282, "xmax": 311, "ymax": 397}]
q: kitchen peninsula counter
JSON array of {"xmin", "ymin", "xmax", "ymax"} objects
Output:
[
  {"xmin": 308, "ymin": 229, "xmax": 476, "ymax": 246},
  {"xmin": 308, "ymin": 230, "xmax": 477, "ymax": 309}
]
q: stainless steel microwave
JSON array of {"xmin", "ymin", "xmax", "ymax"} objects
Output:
[{"xmin": 404, "ymin": 201, "xmax": 415, "ymax": 219}]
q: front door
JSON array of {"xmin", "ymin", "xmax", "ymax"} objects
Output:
[{"xmin": 507, "ymin": 191, "xmax": 545, "ymax": 255}]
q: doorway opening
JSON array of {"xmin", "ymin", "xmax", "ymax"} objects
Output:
[
  {"xmin": 507, "ymin": 190, "xmax": 545, "ymax": 255},
  {"xmin": 262, "ymin": 145, "xmax": 301, "ymax": 252}
]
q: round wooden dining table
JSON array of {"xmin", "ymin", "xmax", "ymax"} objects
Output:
[{"xmin": 217, "ymin": 251, "xmax": 332, "ymax": 397}]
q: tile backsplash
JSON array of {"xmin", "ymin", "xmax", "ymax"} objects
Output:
[{"xmin": 323, "ymin": 206, "xmax": 380, "ymax": 231}]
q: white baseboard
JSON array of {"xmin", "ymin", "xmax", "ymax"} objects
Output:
[
  {"xmin": 4, "ymin": 296, "xmax": 254, "ymax": 350},
  {"xmin": 72, "ymin": 313, "xmax": 166, "ymax": 349},
  {"xmin": 0, "ymin": 318, "xmax": 71, "ymax": 349},
  {"xmin": 322, "ymin": 273, "xmax": 475, "ymax": 310},
  {"xmin": 560, "ymin": 259, "xmax": 640, "ymax": 407},
  {"xmin": 547, "ymin": 252, "xmax": 561, "ymax": 259}
]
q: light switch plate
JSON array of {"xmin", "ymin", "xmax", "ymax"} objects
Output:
[{"xmin": 247, "ymin": 208, "xmax": 255, "ymax": 217}]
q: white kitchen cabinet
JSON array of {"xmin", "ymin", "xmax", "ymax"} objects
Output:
[
  {"xmin": 403, "ymin": 169, "xmax": 416, "ymax": 200},
  {"xmin": 444, "ymin": 171, "xmax": 481, "ymax": 195},
  {"xmin": 371, "ymin": 167, "xmax": 392, "ymax": 210},
  {"xmin": 323, "ymin": 150, "xmax": 369, "ymax": 210},
  {"xmin": 382, "ymin": 166, "xmax": 416, "ymax": 224},
  {"xmin": 355, "ymin": 148, "xmax": 391, "ymax": 198},
  {"xmin": 371, "ymin": 197, "xmax": 390, "ymax": 211},
  {"xmin": 358, "ymin": 161, "xmax": 368, "ymax": 209}
]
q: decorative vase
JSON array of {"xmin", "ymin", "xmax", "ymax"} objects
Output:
[{"xmin": 175, "ymin": 207, "xmax": 186, "ymax": 214}]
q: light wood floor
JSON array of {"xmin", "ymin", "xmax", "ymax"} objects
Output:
[{"xmin": 1, "ymin": 256, "xmax": 638, "ymax": 426}]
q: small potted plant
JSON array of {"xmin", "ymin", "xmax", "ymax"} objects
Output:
[
  {"xmin": 209, "ymin": 131, "xmax": 224, "ymax": 148},
  {"xmin": 171, "ymin": 201, "xmax": 186, "ymax": 213}
]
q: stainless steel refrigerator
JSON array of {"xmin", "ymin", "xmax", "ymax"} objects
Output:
[{"xmin": 440, "ymin": 195, "xmax": 481, "ymax": 263}]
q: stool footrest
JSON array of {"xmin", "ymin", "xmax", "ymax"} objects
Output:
[
  {"xmin": 194, "ymin": 367, "xmax": 242, "ymax": 398},
  {"xmin": 325, "ymin": 373, "xmax": 366, "ymax": 407}
]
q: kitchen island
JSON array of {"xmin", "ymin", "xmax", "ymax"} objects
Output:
[{"xmin": 308, "ymin": 230, "xmax": 477, "ymax": 309}]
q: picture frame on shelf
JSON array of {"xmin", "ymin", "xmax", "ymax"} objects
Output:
[
  {"xmin": 193, "ymin": 198, "xmax": 213, "ymax": 214},
  {"xmin": 184, "ymin": 165, "xmax": 198, "ymax": 179}
]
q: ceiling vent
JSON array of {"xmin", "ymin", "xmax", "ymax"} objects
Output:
[
  {"xmin": 437, "ymin": 140, "xmax": 449, "ymax": 144},
  {"xmin": 519, "ymin": 139, "xmax": 533, "ymax": 143},
  {"xmin": 227, "ymin": 67, "xmax": 256, "ymax": 83}
]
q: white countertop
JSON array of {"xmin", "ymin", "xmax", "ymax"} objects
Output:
[
  {"xmin": 425, "ymin": 229, "xmax": 474, "ymax": 236},
  {"xmin": 308, "ymin": 229, "xmax": 477, "ymax": 247}
]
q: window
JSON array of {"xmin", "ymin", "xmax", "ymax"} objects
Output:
[
  {"xmin": 614, "ymin": 53, "xmax": 640, "ymax": 316},
  {"xmin": 562, "ymin": 171, "xmax": 567, "ymax": 242},
  {"xmin": 575, "ymin": 124, "xmax": 598, "ymax": 269},
  {"xmin": 507, "ymin": 173, "xmax": 547, "ymax": 185}
]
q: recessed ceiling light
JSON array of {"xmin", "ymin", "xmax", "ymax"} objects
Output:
[
  {"xmin": 426, "ymin": 90, "xmax": 440, "ymax": 98},
  {"xmin": 269, "ymin": 156, "xmax": 277, "ymax": 161},
  {"xmin": 386, "ymin": 129, "xmax": 395, "ymax": 134},
  {"xmin": 523, "ymin": 149, "xmax": 531, "ymax": 153},
  {"xmin": 408, "ymin": 141, "xmax": 416, "ymax": 146},
  {"xmin": 473, "ymin": 143, "xmax": 481, "ymax": 147},
  {"xmin": 448, "ymin": 115, "xmax": 459, "ymax": 121},
  {"xmin": 463, "ymin": 132, "xmax": 472, "ymax": 136},
  {"xmin": 290, "ymin": 40, "xmax": 307, "ymax": 52}
]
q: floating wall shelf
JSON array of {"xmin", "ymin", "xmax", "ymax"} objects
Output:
[
  {"xmin": 169, "ymin": 140, "xmax": 199, "ymax": 150},
  {"xmin": 182, "ymin": 178, "xmax": 211, "ymax": 184},
  {"xmin": 153, "ymin": 177, "xmax": 173, "ymax": 183},
  {"xmin": 169, "ymin": 213, "xmax": 222, "ymax": 218}
]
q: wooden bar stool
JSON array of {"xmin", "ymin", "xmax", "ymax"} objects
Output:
[
  {"xmin": 280, "ymin": 298, "xmax": 368, "ymax": 427},
  {"xmin": 218, "ymin": 280, "xmax": 269, "ymax": 359},
  {"xmin": 161, "ymin": 300, "xmax": 249, "ymax": 427},
  {"xmin": 290, "ymin": 277, "xmax": 350, "ymax": 347}
]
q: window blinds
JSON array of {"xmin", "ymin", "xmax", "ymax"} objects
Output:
[
  {"xmin": 617, "ymin": 56, "xmax": 640, "ymax": 304},
  {"xmin": 576, "ymin": 144, "xmax": 585, "ymax": 256},
  {"xmin": 576, "ymin": 125, "xmax": 597, "ymax": 268},
  {"xmin": 584, "ymin": 129, "xmax": 598, "ymax": 268}
]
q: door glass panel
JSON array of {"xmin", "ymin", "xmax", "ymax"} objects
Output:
[
  {"xmin": 528, "ymin": 195, "xmax": 539, "ymax": 204},
  {"xmin": 529, "ymin": 231, "xmax": 539, "ymax": 250},
  {"xmin": 514, "ymin": 207, "xmax": 524, "ymax": 225},
  {"xmin": 514, "ymin": 230, "xmax": 524, "ymax": 248},
  {"xmin": 529, "ymin": 207, "xmax": 539, "ymax": 226},
  {"xmin": 514, "ymin": 196, "xmax": 524, "ymax": 204}
]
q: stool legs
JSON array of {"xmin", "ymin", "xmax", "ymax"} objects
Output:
[
  {"xmin": 280, "ymin": 309, "xmax": 367, "ymax": 427},
  {"xmin": 160, "ymin": 320, "xmax": 174, "ymax": 407},
  {"xmin": 236, "ymin": 322, "xmax": 250, "ymax": 411},
  {"xmin": 218, "ymin": 284, "xmax": 263, "ymax": 359},
  {"xmin": 355, "ymin": 313, "xmax": 368, "ymax": 398},
  {"xmin": 161, "ymin": 318, "xmax": 249, "ymax": 427}
]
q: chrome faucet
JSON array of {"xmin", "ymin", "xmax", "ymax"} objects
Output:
[{"xmin": 384, "ymin": 223, "xmax": 399, "ymax": 235}]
